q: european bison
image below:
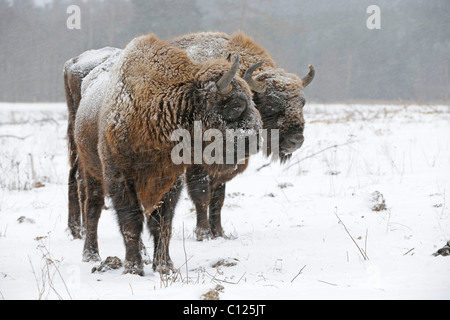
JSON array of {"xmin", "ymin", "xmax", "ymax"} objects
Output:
[
  {"xmin": 70, "ymin": 34, "xmax": 262, "ymax": 275},
  {"xmin": 64, "ymin": 47, "xmax": 122, "ymax": 239},
  {"xmin": 167, "ymin": 31, "xmax": 315, "ymax": 240}
]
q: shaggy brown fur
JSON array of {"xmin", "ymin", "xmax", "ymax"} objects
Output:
[
  {"xmin": 72, "ymin": 34, "xmax": 262, "ymax": 275},
  {"xmin": 168, "ymin": 31, "xmax": 314, "ymax": 240},
  {"xmin": 170, "ymin": 31, "xmax": 277, "ymax": 77}
]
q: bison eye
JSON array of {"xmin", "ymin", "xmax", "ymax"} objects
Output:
[
  {"xmin": 222, "ymin": 99, "xmax": 247, "ymax": 121},
  {"xmin": 265, "ymin": 105, "xmax": 281, "ymax": 114},
  {"xmin": 299, "ymin": 96, "xmax": 306, "ymax": 107},
  {"xmin": 258, "ymin": 93, "xmax": 284, "ymax": 115}
]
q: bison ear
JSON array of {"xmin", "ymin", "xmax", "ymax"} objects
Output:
[
  {"xmin": 216, "ymin": 55, "xmax": 240, "ymax": 95},
  {"xmin": 244, "ymin": 61, "xmax": 266, "ymax": 93},
  {"xmin": 302, "ymin": 65, "xmax": 315, "ymax": 88}
]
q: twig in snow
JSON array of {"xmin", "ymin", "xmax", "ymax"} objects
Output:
[
  {"xmin": 0, "ymin": 134, "xmax": 31, "ymax": 140},
  {"xmin": 129, "ymin": 283, "xmax": 134, "ymax": 295},
  {"xmin": 318, "ymin": 279, "xmax": 337, "ymax": 286},
  {"xmin": 365, "ymin": 229, "xmax": 369, "ymax": 259},
  {"xmin": 256, "ymin": 162, "xmax": 271, "ymax": 172},
  {"xmin": 217, "ymin": 272, "xmax": 246, "ymax": 285},
  {"xmin": 334, "ymin": 207, "xmax": 369, "ymax": 261},
  {"xmin": 29, "ymin": 235, "xmax": 72, "ymax": 300},
  {"xmin": 290, "ymin": 265, "xmax": 306, "ymax": 283},
  {"xmin": 28, "ymin": 255, "xmax": 43, "ymax": 300},
  {"xmin": 183, "ymin": 222, "xmax": 189, "ymax": 284}
]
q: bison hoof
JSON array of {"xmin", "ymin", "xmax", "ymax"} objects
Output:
[
  {"xmin": 67, "ymin": 223, "xmax": 82, "ymax": 239},
  {"xmin": 153, "ymin": 260, "xmax": 175, "ymax": 275},
  {"xmin": 196, "ymin": 227, "xmax": 212, "ymax": 241},
  {"xmin": 123, "ymin": 261, "xmax": 145, "ymax": 276},
  {"xmin": 71, "ymin": 232, "xmax": 83, "ymax": 240},
  {"xmin": 211, "ymin": 228, "xmax": 225, "ymax": 239},
  {"xmin": 82, "ymin": 250, "xmax": 101, "ymax": 263}
]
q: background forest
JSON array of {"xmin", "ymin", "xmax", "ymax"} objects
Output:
[{"xmin": 0, "ymin": 0, "xmax": 449, "ymax": 103}]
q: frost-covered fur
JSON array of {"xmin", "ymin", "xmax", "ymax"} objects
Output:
[
  {"xmin": 171, "ymin": 31, "xmax": 276, "ymax": 78},
  {"xmin": 168, "ymin": 31, "xmax": 313, "ymax": 240},
  {"xmin": 63, "ymin": 47, "xmax": 122, "ymax": 239},
  {"xmin": 71, "ymin": 34, "xmax": 262, "ymax": 275},
  {"xmin": 170, "ymin": 31, "xmax": 310, "ymax": 160}
]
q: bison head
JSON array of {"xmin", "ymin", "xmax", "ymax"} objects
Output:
[
  {"xmin": 245, "ymin": 64, "xmax": 315, "ymax": 162},
  {"xmin": 190, "ymin": 55, "xmax": 263, "ymax": 163}
]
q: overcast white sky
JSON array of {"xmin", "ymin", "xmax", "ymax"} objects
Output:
[{"xmin": 34, "ymin": 0, "xmax": 56, "ymax": 6}]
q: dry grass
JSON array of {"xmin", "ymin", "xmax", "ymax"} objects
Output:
[{"xmin": 29, "ymin": 234, "xmax": 72, "ymax": 300}]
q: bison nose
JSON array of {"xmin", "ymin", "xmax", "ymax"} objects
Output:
[
  {"xmin": 281, "ymin": 132, "xmax": 304, "ymax": 153},
  {"xmin": 288, "ymin": 133, "xmax": 304, "ymax": 149}
]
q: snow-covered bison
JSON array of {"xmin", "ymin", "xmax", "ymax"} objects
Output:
[
  {"xmin": 168, "ymin": 31, "xmax": 315, "ymax": 240},
  {"xmin": 64, "ymin": 31, "xmax": 314, "ymax": 272},
  {"xmin": 69, "ymin": 34, "xmax": 262, "ymax": 275},
  {"xmin": 64, "ymin": 47, "xmax": 121, "ymax": 240}
]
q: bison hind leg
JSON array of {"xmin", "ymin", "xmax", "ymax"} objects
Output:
[
  {"xmin": 81, "ymin": 173, "xmax": 104, "ymax": 263},
  {"xmin": 105, "ymin": 167, "xmax": 145, "ymax": 276},
  {"xmin": 68, "ymin": 162, "xmax": 82, "ymax": 239}
]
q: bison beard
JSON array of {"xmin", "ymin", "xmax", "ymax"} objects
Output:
[{"xmin": 71, "ymin": 33, "xmax": 262, "ymax": 275}]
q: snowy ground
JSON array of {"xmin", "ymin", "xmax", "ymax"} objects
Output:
[{"xmin": 0, "ymin": 102, "xmax": 449, "ymax": 300}]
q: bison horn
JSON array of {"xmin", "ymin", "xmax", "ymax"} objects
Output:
[
  {"xmin": 244, "ymin": 61, "xmax": 266, "ymax": 93},
  {"xmin": 217, "ymin": 55, "xmax": 240, "ymax": 94},
  {"xmin": 302, "ymin": 64, "xmax": 315, "ymax": 88}
]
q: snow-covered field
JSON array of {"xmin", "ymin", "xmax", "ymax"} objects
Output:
[{"xmin": 0, "ymin": 102, "xmax": 449, "ymax": 300}]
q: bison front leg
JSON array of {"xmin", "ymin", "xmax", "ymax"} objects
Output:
[
  {"xmin": 105, "ymin": 167, "xmax": 145, "ymax": 276},
  {"xmin": 148, "ymin": 208, "xmax": 174, "ymax": 275},
  {"xmin": 119, "ymin": 212, "xmax": 144, "ymax": 276},
  {"xmin": 148, "ymin": 176, "xmax": 183, "ymax": 274},
  {"xmin": 186, "ymin": 166, "xmax": 212, "ymax": 241},
  {"xmin": 147, "ymin": 176, "xmax": 183, "ymax": 274},
  {"xmin": 209, "ymin": 183, "xmax": 226, "ymax": 238}
]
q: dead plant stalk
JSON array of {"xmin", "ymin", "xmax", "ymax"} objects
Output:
[{"xmin": 334, "ymin": 208, "xmax": 369, "ymax": 261}]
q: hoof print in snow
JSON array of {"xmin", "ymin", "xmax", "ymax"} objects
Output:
[{"xmin": 91, "ymin": 256, "xmax": 123, "ymax": 273}]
